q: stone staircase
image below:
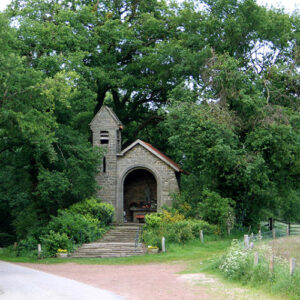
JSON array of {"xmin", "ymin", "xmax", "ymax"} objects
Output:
[{"xmin": 72, "ymin": 223, "xmax": 145, "ymax": 258}]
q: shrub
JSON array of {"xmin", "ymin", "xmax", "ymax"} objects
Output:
[
  {"xmin": 69, "ymin": 198, "xmax": 114, "ymax": 226},
  {"xmin": 142, "ymin": 228, "xmax": 162, "ymax": 248},
  {"xmin": 171, "ymin": 192, "xmax": 195, "ymax": 219},
  {"xmin": 142, "ymin": 213, "xmax": 217, "ymax": 247},
  {"xmin": 219, "ymin": 239, "xmax": 250, "ymax": 279},
  {"xmin": 188, "ymin": 220, "xmax": 218, "ymax": 236},
  {"xmin": 198, "ymin": 190, "xmax": 235, "ymax": 231},
  {"xmin": 41, "ymin": 231, "xmax": 71, "ymax": 257},
  {"xmin": 144, "ymin": 214, "xmax": 162, "ymax": 229},
  {"xmin": 161, "ymin": 209, "xmax": 185, "ymax": 223},
  {"xmin": 47, "ymin": 210, "xmax": 102, "ymax": 244},
  {"xmin": 16, "ymin": 236, "xmax": 38, "ymax": 257},
  {"xmin": 164, "ymin": 221, "xmax": 194, "ymax": 244}
]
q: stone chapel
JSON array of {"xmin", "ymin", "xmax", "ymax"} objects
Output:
[{"xmin": 90, "ymin": 106, "xmax": 183, "ymax": 223}]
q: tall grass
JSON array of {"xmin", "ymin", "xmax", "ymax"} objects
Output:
[
  {"xmin": 214, "ymin": 239, "xmax": 300, "ymax": 300},
  {"xmin": 268, "ymin": 236, "xmax": 300, "ymax": 267}
]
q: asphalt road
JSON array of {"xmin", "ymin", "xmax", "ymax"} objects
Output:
[{"xmin": 0, "ymin": 261, "xmax": 124, "ymax": 300}]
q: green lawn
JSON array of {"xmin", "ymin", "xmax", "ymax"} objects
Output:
[{"xmin": 0, "ymin": 238, "xmax": 230, "ymax": 265}]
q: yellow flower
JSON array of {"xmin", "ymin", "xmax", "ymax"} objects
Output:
[{"xmin": 57, "ymin": 248, "xmax": 67, "ymax": 253}]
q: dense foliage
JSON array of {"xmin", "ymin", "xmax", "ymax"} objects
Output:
[
  {"xmin": 0, "ymin": 0, "xmax": 299, "ymax": 243},
  {"xmin": 15, "ymin": 198, "xmax": 114, "ymax": 257},
  {"xmin": 142, "ymin": 210, "xmax": 217, "ymax": 247}
]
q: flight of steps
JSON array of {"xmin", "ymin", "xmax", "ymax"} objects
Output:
[{"xmin": 72, "ymin": 223, "xmax": 145, "ymax": 258}]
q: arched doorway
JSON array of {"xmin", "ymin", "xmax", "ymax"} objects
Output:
[{"xmin": 123, "ymin": 169, "xmax": 157, "ymax": 222}]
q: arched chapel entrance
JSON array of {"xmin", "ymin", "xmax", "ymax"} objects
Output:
[{"xmin": 123, "ymin": 169, "xmax": 157, "ymax": 222}]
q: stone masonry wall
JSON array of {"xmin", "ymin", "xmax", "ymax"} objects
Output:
[
  {"xmin": 116, "ymin": 144, "xmax": 179, "ymax": 221},
  {"xmin": 90, "ymin": 108, "xmax": 120, "ymax": 208}
]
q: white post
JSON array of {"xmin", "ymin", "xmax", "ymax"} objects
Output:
[
  {"xmin": 258, "ymin": 230, "xmax": 262, "ymax": 240},
  {"xmin": 290, "ymin": 258, "xmax": 296, "ymax": 276},
  {"xmin": 38, "ymin": 244, "xmax": 42, "ymax": 259},
  {"xmin": 162, "ymin": 237, "xmax": 166, "ymax": 253},
  {"xmin": 254, "ymin": 252, "xmax": 259, "ymax": 266},
  {"xmin": 244, "ymin": 235, "xmax": 249, "ymax": 249},
  {"xmin": 250, "ymin": 242, "xmax": 254, "ymax": 249},
  {"xmin": 200, "ymin": 230, "xmax": 204, "ymax": 243}
]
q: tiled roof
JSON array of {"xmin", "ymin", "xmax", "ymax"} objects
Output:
[{"xmin": 141, "ymin": 141, "xmax": 183, "ymax": 172}]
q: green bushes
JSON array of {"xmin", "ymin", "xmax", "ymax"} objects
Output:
[
  {"xmin": 41, "ymin": 231, "xmax": 71, "ymax": 257},
  {"xmin": 142, "ymin": 211, "xmax": 217, "ymax": 247},
  {"xmin": 68, "ymin": 198, "xmax": 114, "ymax": 226},
  {"xmin": 39, "ymin": 198, "xmax": 114, "ymax": 256},
  {"xmin": 14, "ymin": 198, "xmax": 114, "ymax": 257},
  {"xmin": 172, "ymin": 190, "xmax": 235, "ymax": 233},
  {"xmin": 16, "ymin": 236, "xmax": 39, "ymax": 257},
  {"xmin": 47, "ymin": 210, "xmax": 103, "ymax": 244}
]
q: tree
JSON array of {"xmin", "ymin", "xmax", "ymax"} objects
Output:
[
  {"xmin": 164, "ymin": 52, "xmax": 299, "ymax": 224},
  {"xmin": 0, "ymin": 0, "xmax": 299, "ymax": 239},
  {"xmin": 0, "ymin": 13, "xmax": 101, "ymax": 240}
]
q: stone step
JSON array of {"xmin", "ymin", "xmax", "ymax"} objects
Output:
[
  {"xmin": 73, "ymin": 249, "xmax": 144, "ymax": 255},
  {"xmin": 72, "ymin": 224, "xmax": 145, "ymax": 258},
  {"xmin": 72, "ymin": 253, "xmax": 145, "ymax": 258},
  {"xmin": 79, "ymin": 242, "xmax": 139, "ymax": 246},
  {"xmin": 74, "ymin": 248, "xmax": 144, "ymax": 253},
  {"xmin": 74, "ymin": 250, "xmax": 144, "ymax": 255}
]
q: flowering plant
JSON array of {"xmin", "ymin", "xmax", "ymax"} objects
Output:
[
  {"xmin": 147, "ymin": 245, "xmax": 158, "ymax": 249},
  {"xmin": 219, "ymin": 239, "xmax": 250, "ymax": 278},
  {"xmin": 57, "ymin": 248, "xmax": 68, "ymax": 253}
]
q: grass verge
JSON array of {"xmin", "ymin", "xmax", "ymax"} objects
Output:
[{"xmin": 0, "ymin": 237, "xmax": 230, "ymax": 265}]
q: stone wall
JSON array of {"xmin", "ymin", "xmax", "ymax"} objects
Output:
[
  {"xmin": 116, "ymin": 144, "xmax": 180, "ymax": 222},
  {"xmin": 90, "ymin": 108, "xmax": 120, "ymax": 208}
]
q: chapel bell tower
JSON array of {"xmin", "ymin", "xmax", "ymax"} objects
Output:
[{"xmin": 89, "ymin": 106, "xmax": 123, "ymax": 206}]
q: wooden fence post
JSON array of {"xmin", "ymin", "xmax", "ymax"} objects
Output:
[
  {"xmin": 269, "ymin": 218, "xmax": 273, "ymax": 231},
  {"xmin": 254, "ymin": 252, "xmax": 259, "ymax": 266},
  {"xmin": 258, "ymin": 230, "xmax": 262, "ymax": 240},
  {"xmin": 162, "ymin": 237, "xmax": 166, "ymax": 253},
  {"xmin": 37, "ymin": 244, "xmax": 42, "ymax": 259},
  {"xmin": 269, "ymin": 255, "xmax": 274, "ymax": 272},
  {"xmin": 227, "ymin": 225, "xmax": 231, "ymax": 236},
  {"xmin": 290, "ymin": 258, "xmax": 296, "ymax": 276},
  {"xmin": 287, "ymin": 223, "xmax": 291, "ymax": 236},
  {"xmin": 272, "ymin": 229, "xmax": 276, "ymax": 239},
  {"xmin": 244, "ymin": 235, "xmax": 249, "ymax": 249},
  {"xmin": 13, "ymin": 242, "xmax": 17, "ymax": 250},
  {"xmin": 200, "ymin": 230, "xmax": 204, "ymax": 243}
]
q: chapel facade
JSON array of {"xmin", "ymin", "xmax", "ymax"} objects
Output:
[{"xmin": 90, "ymin": 106, "xmax": 182, "ymax": 223}]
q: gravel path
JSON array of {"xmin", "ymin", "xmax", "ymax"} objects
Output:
[
  {"xmin": 17, "ymin": 263, "xmax": 210, "ymax": 300},
  {"xmin": 16, "ymin": 262, "xmax": 275, "ymax": 300}
]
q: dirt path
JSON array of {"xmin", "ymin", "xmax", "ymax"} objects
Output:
[{"xmin": 17, "ymin": 262, "xmax": 274, "ymax": 300}]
